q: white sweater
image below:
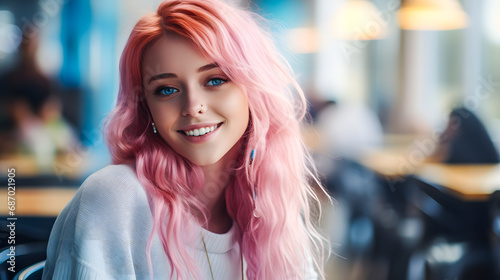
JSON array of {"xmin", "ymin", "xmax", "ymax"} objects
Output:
[{"xmin": 42, "ymin": 164, "xmax": 318, "ymax": 279}]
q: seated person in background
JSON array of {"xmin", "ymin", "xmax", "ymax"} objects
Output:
[
  {"xmin": 315, "ymin": 101, "xmax": 383, "ymax": 161},
  {"xmin": 434, "ymin": 107, "xmax": 499, "ymax": 164},
  {"xmin": 1, "ymin": 34, "xmax": 78, "ymax": 171}
]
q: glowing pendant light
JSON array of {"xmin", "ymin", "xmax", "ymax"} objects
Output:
[
  {"xmin": 399, "ymin": 0, "xmax": 468, "ymax": 30},
  {"xmin": 331, "ymin": 0, "xmax": 388, "ymax": 40}
]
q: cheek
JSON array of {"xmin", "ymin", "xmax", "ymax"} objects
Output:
[
  {"xmin": 147, "ymin": 100, "xmax": 178, "ymax": 133},
  {"xmin": 223, "ymin": 88, "xmax": 249, "ymax": 118},
  {"xmin": 226, "ymin": 94, "xmax": 249, "ymax": 129}
]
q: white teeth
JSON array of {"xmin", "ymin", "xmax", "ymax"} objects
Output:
[{"xmin": 183, "ymin": 125, "xmax": 218, "ymax": 137}]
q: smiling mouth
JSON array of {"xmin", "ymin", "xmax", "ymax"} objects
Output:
[{"xmin": 178, "ymin": 122, "xmax": 223, "ymax": 136}]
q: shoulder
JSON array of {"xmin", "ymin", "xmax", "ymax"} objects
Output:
[
  {"xmin": 81, "ymin": 164, "xmax": 140, "ymax": 192},
  {"xmin": 79, "ymin": 164, "xmax": 147, "ymax": 207},
  {"xmin": 65, "ymin": 163, "xmax": 154, "ymax": 239},
  {"xmin": 45, "ymin": 164, "xmax": 160, "ymax": 278},
  {"xmin": 73, "ymin": 164, "xmax": 152, "ymax": 231}
]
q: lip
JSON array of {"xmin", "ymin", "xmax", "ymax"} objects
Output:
[{"xmin": 177, "ymin": 122, "xmax": 223, "ymax": 144}]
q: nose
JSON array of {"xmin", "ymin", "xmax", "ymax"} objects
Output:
[{"xmin": 181, "ymin": 86, "xmax": 206, "ymax": 117}]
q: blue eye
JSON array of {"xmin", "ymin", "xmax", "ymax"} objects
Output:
[
  {"xmin": 156, "ymin": 87, "xmax": 179, "ymax": 96},
  {"xmin": 206, "ymin": 78, "xmax": 226, "ymax": 87}
]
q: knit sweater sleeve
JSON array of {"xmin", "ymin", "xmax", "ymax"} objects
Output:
[{"xmin": 42, "ymin": 164, "xmax": 156, "ymax": 280}]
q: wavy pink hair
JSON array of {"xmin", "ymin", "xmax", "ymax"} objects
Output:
[{"xmin": 105, "ymin": 0, "xmax": 328, "ymax": 278}]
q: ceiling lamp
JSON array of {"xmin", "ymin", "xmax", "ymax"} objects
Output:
[
  {"xmin": 399, "ymin": 0, "xmax": 468, "ymax": 30},
  {"xmin": 331, "ymin": 0, "xmax": 388, "ymax": 40},
  {"xmin": 286, "ymin": 27, "xmax": 319, "ymax": 53}
]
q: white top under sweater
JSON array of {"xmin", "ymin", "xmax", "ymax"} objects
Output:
[{"xmin": 42, "ymin": 164, "xmax": 318, "ymax": 279}]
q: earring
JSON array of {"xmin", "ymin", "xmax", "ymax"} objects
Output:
[
  {"xmin": 250, "ymin": 149, "xmax": 259, "ymax": 217},
  {"xmin": 249, "ymin": 149, "xmax": 255, "ymax": 165},
  {"xmin": 253, "ymin": 188, "xmax": 260, "ymax": 218},
  {"xmin": 152, "ymin": 122, "xmax": 157, "ymax": 134}
]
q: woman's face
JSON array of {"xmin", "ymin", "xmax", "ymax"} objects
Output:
[{"xmin": 142, "ymin": 34, "xmax": 249, "ymax": 166}]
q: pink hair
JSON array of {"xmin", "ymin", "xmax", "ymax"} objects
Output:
[{"xmin": 105, "ymin": 0, "xmax": 328, "ymax": 278}]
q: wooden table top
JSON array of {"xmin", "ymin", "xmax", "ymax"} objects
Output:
[
  {"xmin": 0, "ymin": 153, "xmax": 90, "ymax": 178},
  {"xmin": 0, "ymin": 187, "xmax": 78, "ymax": 216},
  {"xmin": 360, "ymin": 146, "xmax": 418, "ymax": 177},
  {"xmin": 414, "ymin": 163, "xmax": 500, "ymax": 200},
  {"xmin": 360, "ymin": 146, "xmax": 500, "ymax": 200}
]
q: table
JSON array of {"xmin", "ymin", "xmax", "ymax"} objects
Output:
[
  {"xmin": 360, "ymin": 147, "xmax": 500, "ymax": 200},
  {"xmin": 0, "ymin": 153, "xmax": 89, "ymax": 178},
  {"xmin": 414, "ymin": 163, "xmax": 500, "ymax": 201},
  {"xmin": 0, "ymin": 187, "xmax": 77, "ymax": 216}
]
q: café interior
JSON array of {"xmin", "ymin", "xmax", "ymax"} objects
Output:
[{"xmin": 0, "ymin": 0, "xmax": 499, "ymax": 279}]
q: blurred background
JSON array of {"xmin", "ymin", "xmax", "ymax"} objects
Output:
[{"xmin": 1, "ymin": 0, "xmax": 500, "ymax": 279}]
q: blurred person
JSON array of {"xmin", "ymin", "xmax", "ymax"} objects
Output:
[
  {"xmin": 1, "ymin": 35, "xmax": 78, "ymax": 171},
  {"xmin": 433, "ymin": 107, "xmax": 499, "ymax": 164},
  {"xmin": 315, "ymin": 101, "xmax": 383, "ymax": 161},
  {"xmin": 312, "ymin": 100, "xmax": 385, "ymax": 267},
  {"xmin": 42, "ymin": 0, "xmax": 329, "ymax": 279}
]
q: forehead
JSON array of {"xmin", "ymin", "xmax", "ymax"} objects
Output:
[{"xmin": 142, "ymin": 33, "xmax": 210, "ymax": 75}]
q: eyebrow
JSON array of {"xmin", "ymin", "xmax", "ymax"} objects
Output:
[
  {"xmin": 147, "ymin": 63, "xmax": 219, "ymax": 84},
  {"xmin": 197, "ymin": 62, "xmax": 219, "ymax": 73}
]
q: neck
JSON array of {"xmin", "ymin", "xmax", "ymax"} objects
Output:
[{"xmin": 197, "ymin": 146, "xmax": 240, "ymax": 234}]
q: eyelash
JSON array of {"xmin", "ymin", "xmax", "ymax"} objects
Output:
[
  {"xmin": 206, "ymin": 76, "xmax": 228, "ymax": 87},
  {"xmin": 154, "ymin": 86, "xmax": 179, "ymax": 96},
  {"xmin": 153, "ymin": 76, "xmax": 229, "ymax": 96}
]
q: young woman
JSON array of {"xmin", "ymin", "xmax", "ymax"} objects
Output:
[{"xmin": 43, "ymin": 0, "xmax": 328, "ymax": 279}]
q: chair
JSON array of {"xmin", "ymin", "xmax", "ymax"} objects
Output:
[
  {"xmin": 324, "ymin": 158, "xmax": 380, "ymax": 256},
  {"xmin": 0, "ymin": 217, "xmax": 56, "ymax": 245},
  {"xmin": 489, "ymin": 191, "xmax": 500, "ymax": 279},
  {"xmin": 404, "ymin": 177, "xmax": 494, "ymax": 279},
  {"xmin": 405, "ymin": 176, "xmax": 489, "ymax": 243},
  {"xmin": 0, "ymin": 243, "xmax": 47, "ymax": 280},
  {"xmin": 13, "ymin": 261, "xmax": 45, "ymax": 280}
]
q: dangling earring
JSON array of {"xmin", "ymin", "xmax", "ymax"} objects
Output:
[
  {"xmin": 152, "ymin": 122, "xmax": 157, "ymax": 134},
  {"xmin": 250, "ymin": 149, "xmax": 259, "ymax": 217},
  {"xmin": 253, "ymin": 188, "xmax": 260, "ymax": 218}
]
